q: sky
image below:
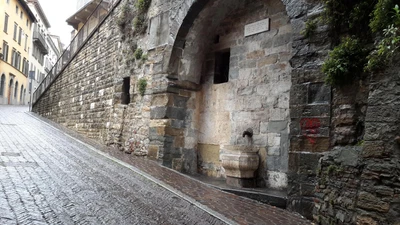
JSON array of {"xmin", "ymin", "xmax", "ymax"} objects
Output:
[{"xmin": 38, "ymin": 0, "xmax": 77, "ymax": 46}]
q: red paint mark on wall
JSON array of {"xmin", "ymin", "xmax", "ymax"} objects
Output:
[{"xmin": 300, "ymin": 118, "xmax": 321, "ymax": 144}]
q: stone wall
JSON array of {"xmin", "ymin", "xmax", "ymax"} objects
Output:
[
  {"xmin": 32, "ymin": 0, "xmax": 400, "ymax": 221},
  {"xmin": 314, "ymin": 67, "xmax": 400, "ymax": 225},
  {"xmin": 32, "ymin": 0, "xmax": 323, "ymax": 218}
]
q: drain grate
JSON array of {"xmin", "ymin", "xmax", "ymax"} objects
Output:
[{"xmin": 1, "ymin": 152, "xmax": 21, "ymax": 157}]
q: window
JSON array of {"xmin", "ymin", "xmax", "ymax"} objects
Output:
[
  {"xmin": 11, "ymin": 49, "xmax": 21, "ymax": 70},
  {"xmin": 24, "ymin": 34, "xmax": 28, "ymax": 51},
  {"xmin": 25, "ymin": 60, "xmax": 29, "ymax": 75},
  {"xmin": 26, "ymin": 19, "xmax": 28, "ymax": 27},
  {"xmin": 2, "ymin": 41, "xmax": 9, "ymax": 62},
  {"xmin": 13, "ymin": 23, "xmax": 17, "ymax": 40},
  {"xmin": 22, "ymin": 58, "xmax": 27, "ymax": 75},
  {"xmin": 6, "ymin": 0, "xmax": 10, "ymax": 4},
  {"xmin": 14, "ymin": 81, "xmax": 18, "ymax": 98},
  {"xmin": 18, "ymin": 27, "xmax": 22, "ymax": 45},
  {"xmin": 20, "ymin": 11, "xmax": 23, "ymax": 19},
  {"xmin": 214, "ymin": 50, "xmax": 230, "ymax": 84},
  {"xmin": 11, "ymin": 48, "xmax": 16, "ymax": 66},
  {"xmin": 16, "ymin": 52, "xmax": 21, "ymax": 70},
  {"xmin": 3, "ymin": 13, "xmax": 8, "ymax": 33},
  {"xmin": 121, "ymin": 77, "xmax": 130, "ymax": 104},
  {"xmin": 15, "ymin": 6, "xmax": 18, "ymax": 14},
  {"xmin": 0, "ymin": 74, "xmax": 5, "ymax": 96}
]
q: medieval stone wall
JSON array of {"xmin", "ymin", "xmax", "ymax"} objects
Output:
[
  {"xmin": 314, "ymin": 68, "xmax": 400, "ymax": 225},
  {"xmin": 32, "ymin": 0, "xmax": 400, "ymax": 222}
]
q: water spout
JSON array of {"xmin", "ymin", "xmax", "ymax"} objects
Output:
[{"xmin": 242, "ymin": 128, "xmax": 253, "ymax": 138}]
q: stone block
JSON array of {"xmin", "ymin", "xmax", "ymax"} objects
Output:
[
  {"xmin": 148, "ymin": 145, "xmax": 159, "ymax": 159},
  {"xmin": 258, "ymin": 54, "xmax": 278, "ymax": 67},
  {"xmin": 288, "ymin": 152, "xmax": 322, "ymax": 174},
  {"xmin": 246, "ymin": 50, "xmax": 265, "ymax": 59},
  {"xmin": 366, "ymin": 105, "xmax": 399, "ymax": 123},
  {"xmin": 268, "ymin": 133, "xmax": 281, "ymax": 147},
  {"xmin": 357, "ymin": 191, "xmax": 390, "ymax": 213},
  {"xmin": 273, "ymin": 33, "xmax": 292, "ymax": 47},
  {"xmin": 268, "ymin": 146, "xmax": 281, "ymax": 156},
  {"xmin": 166, "ymin": 107, "xmax": 186, "ymax": 120},
  {"xmin": 150, "ymin": 107, "xmax": 167, "ymax": 119},
  {"xmin": 308, "ymin": 82, "xmax": 331, "ymax": 104},
  {"xmin": 151, "ymin": 94, "xmax": 169, "ymax": 106},
  {"xmin": 267, "ymin": 120, "xmax": 288, "ymax": 133},
  {"xmin": 270, "ymin": 108, "xmax": 289, "ymax": 121},
  {"xmin": 172, "ymin": 95, "xmax": 188, "ymax": 108},
  {"xmin": 290, "ymin": 136, "xmax": 330, "ymax": 153},
  {"xmin": 361, "ymin": 141, "xmax": 388, "ymax": 158},
  {"xmin": 291, "ymin": 105, "xmax": 331, "ymax": 118}
]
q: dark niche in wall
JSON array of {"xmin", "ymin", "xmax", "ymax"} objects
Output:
[
  {"xmin": 214, "ymin": 50, "xmax": 230, "ymax": 84},
  {"xmin": 122, "ymin": 77, "xmax": 130, "ymax": 105}
]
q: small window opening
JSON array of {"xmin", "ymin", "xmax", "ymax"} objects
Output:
[
  {"xmin": 214, "ymin": 50, "xmax": 230, "ymax": 84},
  {"xmin": 121, "ymin": 77, "xmax": 130, "ymax": 105}
]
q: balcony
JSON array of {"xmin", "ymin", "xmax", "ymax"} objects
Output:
[
  {"xmin": 44, "ymin": 59, "xmax": 53, "ymax": 73},
  {"xmin": 33, "ymin": 29, "xmax": 49, "ymax": 55}
]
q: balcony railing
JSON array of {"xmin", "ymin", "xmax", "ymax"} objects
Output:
[
  {"xmin": 33, "ymin": 29, "xmax": 49, "ymax": 55},
  {"xmin": 44, "ymin": 59, "xmax": 52, "ymax": 72},
  {"xmin": 32, "ymin": 0, "xmax": 118, "ymax": 105}
]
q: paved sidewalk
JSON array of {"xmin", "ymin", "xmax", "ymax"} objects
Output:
[{"xmin": 1, "ymin": 106, "xmax": 311, "ymax": 224}]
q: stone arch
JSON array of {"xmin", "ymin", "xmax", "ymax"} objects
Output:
[
  {"xmin": 23, "ymin": 88, "xmax": 26, "ymax": 104},
  {"xmin": 8, "ymin": 78, "xmax": 14, "ymax": 105},
  {"xmin": 14, "ymin": 81, "xmax": 19, "ymax": 100},
  {"xmin": 166, "ymin": 0, "xmax": 301, "ymax": 83},
  {"xmin": 0, "ymin": 74, "xmax": 5, "ymax": 96},
  {"xmin": 20, "ymin": 85, "xmax": 24, "ymax": 103},
  {"xmin": 159, "ymin": 0, "xmax": 295, "ymax": 188}
]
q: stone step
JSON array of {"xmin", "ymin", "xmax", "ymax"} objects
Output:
[
  {"xmin": 188, "ymin": 174, "xmax": 287, "ymax": 209},
  {"xmin": 220, "ymin": 187, "xmax": 287, "ymax": 209}
]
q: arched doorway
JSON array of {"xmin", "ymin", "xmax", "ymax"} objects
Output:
[
  {"xmin": 0, "ymin": 74, "xmax": 5, "ymax": 104},
  {"xmin": 14, "ymin": 81, "xmax": 19, "ymax": 104},
  {"xmin": 163, "ymin": 0, "xmax": 293, "ymax": 189},
  {"xmin": 8, "ymin": 78, "xmax": 14, "ymax": 105},
  {"xmin": 20, "ymin": 85, "xmax": 24, "ymax": 104}
]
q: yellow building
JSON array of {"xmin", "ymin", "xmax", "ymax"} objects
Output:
[{"xmin": 0, "ymin": 0, "xmax": 36, "ymax": 105}]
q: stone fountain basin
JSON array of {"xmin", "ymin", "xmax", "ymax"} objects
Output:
[{"xmin": 220, "ymin": 145, "xmax": 260, "ymax": 178}]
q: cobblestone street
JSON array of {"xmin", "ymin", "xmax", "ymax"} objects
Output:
[{"xmin": 0, "ymin": 106, "xmax": 310, "ymax": 225}]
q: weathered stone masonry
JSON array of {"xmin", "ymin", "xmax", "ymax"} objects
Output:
[{"xmin": 33, "ymin": 0, "xmax": 400, "ymax": 223}]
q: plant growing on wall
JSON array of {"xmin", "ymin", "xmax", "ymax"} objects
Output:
[
  {"xmin": 117, "ymin": 1, "xmax": 131, "ymax": 29},
  {"xmin": 306, "ymin": 0, "xmax": 400, "ymax": 85},
  {"xmin": 132, "ymin": 0, "xmax": 151, "ymax": 34},
  {"xmin": 138, "ymin": 78, "xmax": 147, "ymax": 96},
  {"xmin": 136, "ymin": 0, "xmax": 151, "ymax": 12},
  {"xmin": 134, "ymin": 48, "xmax": 143, "ymax": 60}
]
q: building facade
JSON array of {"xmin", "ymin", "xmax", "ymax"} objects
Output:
[
  {"xmin": 26, "ymin": 0, "xmax": 50, "ymax": 102},
  {"xmin": 0, "ymin": 0, "xmax": 36, "ymax": 105}
]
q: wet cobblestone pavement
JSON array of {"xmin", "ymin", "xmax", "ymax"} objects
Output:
[{"xmin": 0, "ymin": 106, "xmax": 311, "ymax": 225}]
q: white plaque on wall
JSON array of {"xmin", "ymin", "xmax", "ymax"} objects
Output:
[{"xmin": 244, "ymin": 18, "xmax": 270, "ymax": 37}]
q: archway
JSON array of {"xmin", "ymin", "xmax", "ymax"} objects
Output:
[
  {"xmin": 20, "ymin": 85, "xmax": 24, "ymax": 104},
  {"xmin": 8, "ymin": 78, "xmax": 14, "ymax": 105},
  {"xmin": 164, "ymin": 0, "xmax": 293, "ymax": 189},
  {"xmin": 14, "ymin": 81, "xmax": 19, "ymax": 104},
  {"xmin": 0, "ymin": 74, "xmax": 5, "ymax": 96}
]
